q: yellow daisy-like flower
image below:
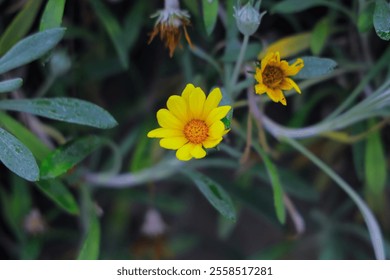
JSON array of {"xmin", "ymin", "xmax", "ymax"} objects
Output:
[
  {"xmin": 254, "ymin": 51, "xmax": 304, "ymax": 106},
  {"xmin": 147, "ymin": 84, "xmax": 231, "ymax": 161}
]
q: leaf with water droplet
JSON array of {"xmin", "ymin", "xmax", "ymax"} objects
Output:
[
  {"xmin": 0, "ymin": 128, "xmax": 39, "ymax": 181},
  {"xmin": 0, "ymin": 98, "xmax": 118, "ymax": 129}
]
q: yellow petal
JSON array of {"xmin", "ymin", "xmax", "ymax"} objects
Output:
[
  {"xmin": 157, "ymin": 109, "xmax": 184, "ymax": 129},
  {"xmin": 189, "ymin": 87, "xmax": 206, "ymax": 119},
  {"xmin": 160, "ymin": 137, "xmax": 188, "ymax": 150},
  {"xmin": 190, "ymin": 144, "xmax": 206, "ymax": 159},
  {"xmin": 176, "ymin": 143, "xmax": 194, "ymax": 161},
  {"xmin": 266, "ymin": 88, "xmax": 284, "ymax": 103},
  {"xmin": 255, "ymin": 84, "xmax": 267, "ymax": 94},
  {"xmin": 167, "ymin": 95, "xmax": 188, "ymax": 121},
  {"xmin": 147, "ymin": 128, "xmax": 183, "ymax": 138},
  {"xmin": 203, "ymin": 137, "xmax": 223, "ymax": 148},
  {"xmin": 181, "ymin": 83, "xmax": 195, "ymax": 103},
  {"xmin": 206, "ymin": 106, "xmax": 231, "ymax": 126},
  {"xmin": 202, "ymin": 87, "xmax": 222, "ymax": 119},
  {"xmin": 261, "ymin": 51, "xmax": 274, "ymax": 70},
  {"xmin": 284, "ymin": 77, "xmax": 301, "ymax": 93},
  {"xmin": 254, "ymin": 68, "xmax": 263, "ymax": 83},
  {"xmin": 209, "ymin": 121, "xmax": 225, "ymax": 138},
  {"xmin": 284, "ymin": 58, "xmax": 304, "ymax": 76}
]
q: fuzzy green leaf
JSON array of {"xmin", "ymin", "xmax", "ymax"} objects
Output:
[
  {"xmin": 40, "ymin": 0, "xmax": 66, "ymax": 31},
  {"xmin": 35, "ymin": 180, "xmax": 79, "ymax": 215},
  {"xmin": 0, "ymin": 0, "xmax": 43, "ymax": 55},
  {"xmin": 0, "ymin": 78, "xmax": 23, "ymax": 93},
  {"xmin": 183, "ymin": 169, "xmax": 237, "ymax": 221},
  {"xmin": 310, "ymin": 17, "xmax": 330, "ymax": 55},
  {"xmin": 0, "ymin": 28, "xmax": 66, "ymax": 75},
  {"xmin": 202, "ymin": 0, "xmax": 219, "ymax": 35},
  {"xmin": 0, "ymin": 98, "xmax": 117, "ymax": 129},
  {"xmin": 0, "ymin": 128, "xmax": 39, "ymax": 181},
  {"xmin": 294, "ymin": 56, "xmax": 337, "ymax": 79},
  {"xmin": 358, "ymin": 2, "xmax": 375, "ymax": 33},
  {"xmin": 40, "ymin": 136, "xmax": 104, "ymax": 179},
  {"xmin": 373, "ymin": 0, "xmax": 390, "ymax": 40}
]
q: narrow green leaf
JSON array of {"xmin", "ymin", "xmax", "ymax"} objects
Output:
[
  {"xmin": 0, "ymin": 97, "xmax": 117, "ymax": 129},
  {"xmin": 310, "ymin": 17, "xmax": 330, "ymax": 55},
  {"xmin": 89, "ymin": 0, "xmax": 128, "ymax": 69},
  {"xmin": 294, "ymin": 56, "xmax": 337, "ymax": 79},
  {"xmin": 40, "ymin": 0, "xmax": 66, "ymax": 31},
  {"xmin": 0, "ymin": 0, "xmax": 43, "ymax": 55},
  {"xmin": 272, "ymin": 0, "xmax": 324, "ymax": 13},
  {"xmin": 78, "ymin": 215, "xmax": 100, "ymax": 260},
  {"xmin": 0, "ymin": 28, "xmax": 66, "ymax": 75},
  {"xmin": 35, "ymin": 180, "xmax": 79, "ymax": 215},
  {"xmin": 0, "ymin": 128, "xmax": 39, "ymax": 181},
  {"xmin": 373, "ymin": 0, "xmax": 390, "ymax": 40},
  {"xmin": 252, "ymin": 143, "xmax": 286, "ymax": 224},
  {"xmin": 0, "ymin": 111, "xmax": 50, "ymax": 160},
  {"xmin": 202, "ymin": 0, "xmax": 219, "ymax": 35},
  {"xmin": 0, "ymin": 78, "xmax": 23, "ymax": 93},
  {"xmin": 183, "ymin": 169, "xmax": 237, "ymax": 221},
  {"xmin": 365, "ymin": 130, "xmax": 387, "ymax": 195},
  {"xmin": 40, "ymin": 136, "xmax": 104, "ymax": 179}
]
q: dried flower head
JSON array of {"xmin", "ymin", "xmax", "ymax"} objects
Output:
[
  {"xmin": 148, "ymin": 0, "xmax": 193, "ymax": 57},
  {"xmin": 254, "ymin": 51, "xmax": 304, "ymax": 105}
]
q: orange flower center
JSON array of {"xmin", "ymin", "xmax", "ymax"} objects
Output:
[
  {"xmin": 184, "ymin": 119, "xmax": 208, "ymax": 144},
  {"xmin": 263, "ymin": 65, "xmax": 284, "ymax": 88}
]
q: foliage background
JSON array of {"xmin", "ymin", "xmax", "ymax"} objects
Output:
[{"xmin": 0, "ymin": 0, "xmax": 389, "ymax": 260}]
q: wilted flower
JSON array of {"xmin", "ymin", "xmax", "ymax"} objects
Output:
[
  {"xmin": 148, "ymin": 0, "xmax": 193, "ymax": 57},
  {"xmin": 23, "ymin": 208, "xmax": 46, "ymax": 235},
  {"xmin": 254, "ymin": 51, "xmax": 304, "ymax": 106},
  {"xmin": 147, "ymin": 84, "xmax": 231, "ymax": 161}
]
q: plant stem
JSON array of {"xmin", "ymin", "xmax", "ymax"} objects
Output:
[
  {"xmin": 284, "ymin": 137, "xmax": 385, "ymax": 260},
  {"xmin": 229, "ymin": 34, "xmax": 249, "ymax": 97}
]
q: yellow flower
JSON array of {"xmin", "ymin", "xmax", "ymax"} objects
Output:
[
  {"xmin": 147, "ymin": 84, "xmax": 231, "ymax": 161},
  {"xmin": 254, "ymin": 51, "xmax": 304, "ymax": 106},
  {"xmin": 148, "ymin": 6, "xmax": 193, "ymax": 57}
]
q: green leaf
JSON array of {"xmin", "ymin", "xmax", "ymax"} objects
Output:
[
  {"xmin": 358, "ymin": 2, "xmax": 375, "ymax": 33},
  {"xmin": 0, "ymin": 0, "xmax": 43, "ymax": 56},
  {"xmin": 272, "ymin": 0, "xmax": 324, "ymax": 13},
  {"xmin": 183, "ymin": 169, "xmax": 237, "ymax": 221},
  {"xmin": 219, "ymin": 87, "xmax": 233, "ymax": 129},
  {"xmin": 89, "ymin": 0, "xmax": 128, "ymax": 69},
  {"xmin": 0, "ymin": 28, "xmax": 66, "ymax": 75},
  {"xmin": 40, "ymin": 0, "xmax": 66, "ymax": 31},
  {"xmin": 202, "ymin": 0, "xmax": 219, "ymax": 35},
  {"xmin": 252, "ymin": 143, "xmax": 286, "ymax": 224},
  {"xmin": 365, "ymin": 130, "xmax": 387, "ymax": 195},
  {"xmin": 78, "ymin": 215, "xmax": 101, "ymax": 260},
  {"xmin": 35, "ymin": 180, "xmax": 79, "ymax": 215},
  {"xmin": 0, "ymin": 78, "xmax": 23, "ymax": 93},
  {"xmin": 294, "ymin": 56, "xmax": 337, "ymax": 79},
  {"xmin": 373, "ymin": 0, "xmax": 390, "ymax": 40},
  {"xmin": 0, "ymin": 128, "xmax": 39, "ymax": 181},
  {"xmin": 310, "ymin": 17, "xmax": 330, "ymax": 55},
  {"xmin": 40, "ymin": 136, "xmax": 104, "ymax": 179},
  {"xmin": 0, "ymin": 111, "xmax": 50, "ymax": 161},
  {"xmin": 0, "ymin": 97, "xmax": 117, "ymax": 129}
]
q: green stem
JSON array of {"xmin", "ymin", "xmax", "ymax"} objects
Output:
[
  {"xmin": 229, "ymin": 34, "xmax": 249, "ymax": 97},
  {"xmin": 284, "ymin": 137, "xmax": 385, "ymax": 260}
]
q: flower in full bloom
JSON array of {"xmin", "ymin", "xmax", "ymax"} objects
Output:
[
  {"xmin": 148, "ymin": 0, "xmax": 193, "ymax": 57},
  {"xmin": 254, "ymin": 51, "xmax": 304, "ymax": 106},
  {"xmin": 147, "ymin": 84, "xmax": 231, "ymax": 161}
]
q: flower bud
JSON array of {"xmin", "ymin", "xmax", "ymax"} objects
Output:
[{"xmin": 234, "ymin": 0, "xmax": 266, "ymax": 36}]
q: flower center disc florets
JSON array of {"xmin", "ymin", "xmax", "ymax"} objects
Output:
[
  {"xmin": 263, "ymin": 65, "xmax": 284, "ymax": 88},
  {"xmin": 184, "ymin": 119, "xmax": 208, "ymax": 144}
]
